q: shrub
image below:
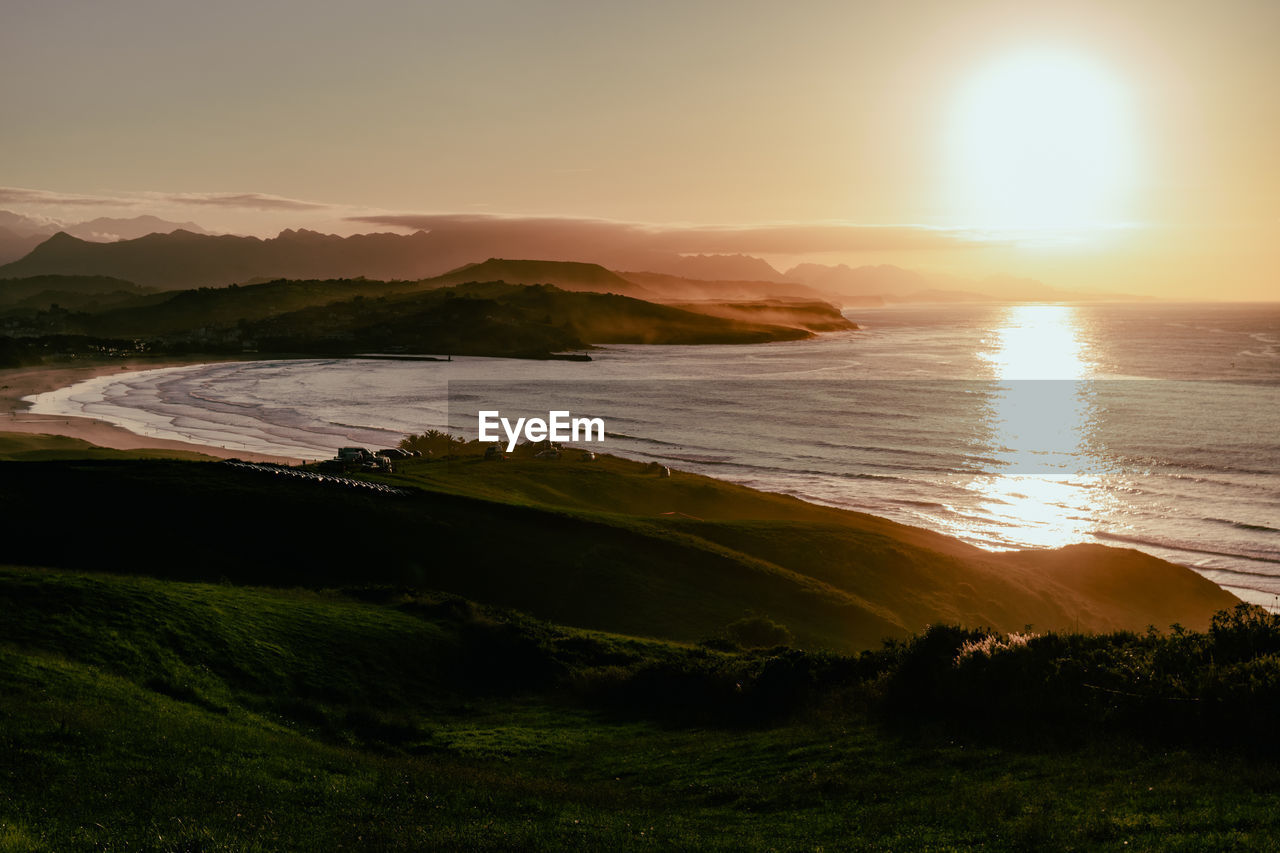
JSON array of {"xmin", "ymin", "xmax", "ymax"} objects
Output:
[
  {"xmin": 724, "ymin": 614, "xmax": 794, "ymax": 649},
  {"xmin": 1209, "ymin": 603, "xmax": 1280, "ymax": 663}
]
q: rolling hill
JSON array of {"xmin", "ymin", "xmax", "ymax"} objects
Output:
[
  {"xmin": 10, "ymin": 269, "xmax": 832, "ymax": 357},
  {"xmin": 0, "ymin": 274, "xmax": 155, "ymax": 311},
  {"xmin": 0, "ymin": 449, "xmax": 1236, "ymax": 651},
  {"xmin": 234, "ymin": 282, "xmax": 815, "ymax": 355},
  {"xmin": 427, "ymin": 258, "xmax": 652, "ymax": 298}
]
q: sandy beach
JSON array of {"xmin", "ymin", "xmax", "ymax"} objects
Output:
[{"xmin": 0, "ymin": 358, "xmax": 304, "ymax": 464}]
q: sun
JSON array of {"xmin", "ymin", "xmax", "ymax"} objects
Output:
[{"xmin": 948, "ymin": 48, "xmax": 1136, "ymax": 231}]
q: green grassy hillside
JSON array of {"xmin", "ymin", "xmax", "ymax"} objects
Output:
[
  {"xmin": 4, "ymin": 563, "xmax": 1280, "ymax": 850},
  {"xmin": 240, "ymin": 282, "xmax": 811, "ymax": 353},
  {"xmin": 0, "ymin": 438, "xmax": 1236, "ymax": 652},
  {"xmin": 0, "ymin": 274, "xmax": 156, "ymax": 312},
  {"xmin": 0, "ymin": 456, "xmax": 899, "ymax": 650},
  {"xmin": 0, "ymin": 432, "xmax": 214, "ymax": 461},
  {"xmin": 395, "ymin": 452, "xmax": 1237, "ymax": 637}
]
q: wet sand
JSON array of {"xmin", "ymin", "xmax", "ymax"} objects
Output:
[{"xmin": 0, "ymin": 359, "xmax": 304, "ymax": 464}]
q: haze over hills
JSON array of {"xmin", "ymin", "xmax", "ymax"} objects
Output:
[
  {"xmin": 64, "ymin": 215, "xmax": 210, "ymax": 242},
  {"xmin": 782, "ymin": 262, "xmax": 1149, "ymax": 303},
  {"xmin": 785, "ymin": 262, "xmax": 1063, "ymax": 303},
  {"xmin": 0, "ymin": 211, "xmax": 63, "ymax": 265},
  {"xmin": 617, "ymin": 270, "xmax": 828, "ymax": 302},
  {"xmin": 0, "ymin": 229, "xmax": 47, "ymax": 268},
  {"xmin": 787, "ymin": 263, "xmax": 936, "ymax": 297}
]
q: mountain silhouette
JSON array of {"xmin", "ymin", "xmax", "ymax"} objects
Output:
[
  {"xmin": 654, "ymin": 253, "xmax": 785, "ymax": 282},
  {"xmin": 0, "ymin": 229, "xmax": 449, "ymax": 289},
  {"xmin": 0, "ymin": 210, "xmax": 214, "ymax": 264}
]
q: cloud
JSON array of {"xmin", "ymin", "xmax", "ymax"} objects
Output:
[
  {"xmin": 0, "ymin": 187, "xmax": 133, "ymax": 207},
  {"xmin": 347, "ymin": 213, "xmax": 993, "ymax": 256},
  {"xmin": 1, "ymin": 186, "xmax": 332, "ymax": 213},
  {"xmin": 645, "ymin": 223, "xmax": 991, "ymax": 254},
  {"xmin": 154, "ymin": 192, "xmax": 330, "ymax": 211}
]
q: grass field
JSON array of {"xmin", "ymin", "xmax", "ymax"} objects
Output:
[
  {"xmin": 3, "ymin": 565, "xmax": 1280, "ymax": 851},
  {"xmin": 0, "ymin": 433, "xmax": 1275, "ymax": 850}
]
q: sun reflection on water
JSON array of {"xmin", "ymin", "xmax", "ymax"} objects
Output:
[{"xmin": 960, "ymin": 305, "xmax": 1107, "ymax": 549}]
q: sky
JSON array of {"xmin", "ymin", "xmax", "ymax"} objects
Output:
[{"xmin": 2, "ymin": 0, "xmax": 1276, "ymax": 299}]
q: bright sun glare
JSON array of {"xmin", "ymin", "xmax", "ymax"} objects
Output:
[
  {"xmin": 961, "ymin": 305, "xmax": 1105, "ymax": 550},
  {"xmin": 950, "ymin": 48, "xmax": 1136, "ymax": 230}
]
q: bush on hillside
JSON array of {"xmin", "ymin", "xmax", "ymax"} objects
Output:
[{"xmin": 724, "ymin": 613, "xmax": 794, "ymax": 649}]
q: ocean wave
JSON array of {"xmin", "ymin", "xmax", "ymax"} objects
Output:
[
  {"xmin": 1092, "ymin": 531, "xmax": 1280, "ymax": 565},
  {"xmin": 1202, "ymin": 518, "xmax": 1280, "ymax": 535}
]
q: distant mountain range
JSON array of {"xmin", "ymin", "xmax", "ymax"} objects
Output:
[
  {"xmin": 0, "ymin": 211, "xmax": 209, "ymax": 265},
  {"xmin": 432, "ymin": 260, "xmax": 828, "ymax": 304},
  {"xmin": 0, "ymin": 216, "xmax": 1143, "ymax": 304},
  {"xmin": 0, "ymin": 229, "xmax": 448, "ymax": 289},
  {"xmin": 652, "ymin": 253, "xmax": 784, "ymax": 282},
  {"xmin": 0, "ymin": 229, "xmax": 811, "ymax": 298}
]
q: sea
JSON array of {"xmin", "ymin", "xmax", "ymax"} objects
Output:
[{"xmin": 27, "ymin": 302, "xmax": 1280, "ymax": 606}]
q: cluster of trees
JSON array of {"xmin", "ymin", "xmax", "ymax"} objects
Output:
[
  {"xmin": 398, "ymin": 430, "xmax": 466, "ymax": 457},
  {"xmin": 0, "ymin": 335, "xmax": 147, "ymax": 368}
]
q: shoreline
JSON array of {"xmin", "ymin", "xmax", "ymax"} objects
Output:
[{"xmin": 0, "ymin": 357, "xmax": 305, "ymax": 465}]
